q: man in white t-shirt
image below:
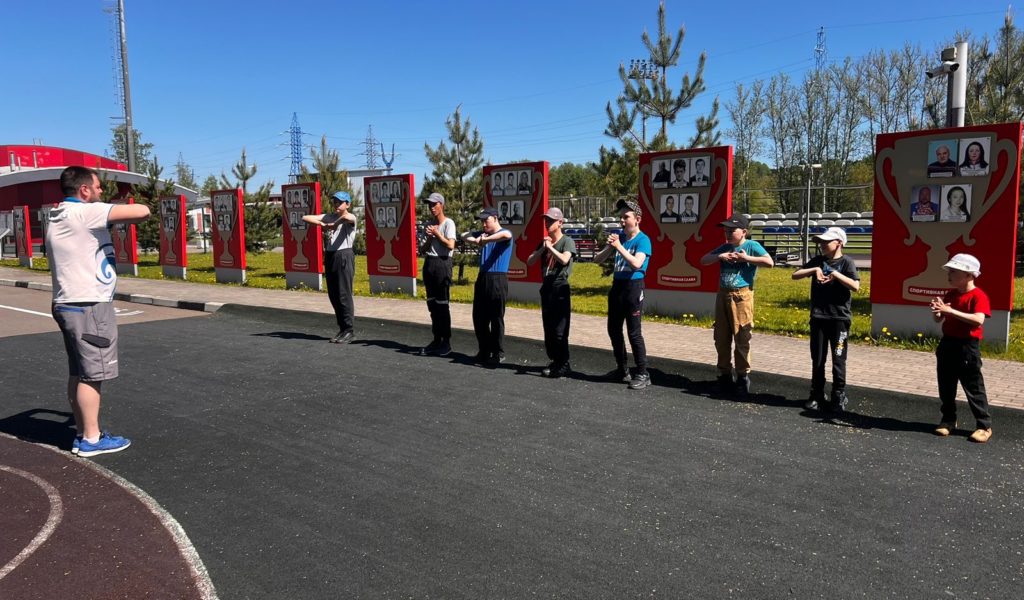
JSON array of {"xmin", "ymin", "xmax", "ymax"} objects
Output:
[{"xmin": 47, "ymin": 166, "xmax": 151, "ymax": 457}]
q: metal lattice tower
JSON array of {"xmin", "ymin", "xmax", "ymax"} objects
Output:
[
  {"xmin": 288, "ymin": 112, "xmax": 303, "ymax": 183},
  {"xmin": 814, "ymin": 26, "xmax": 828, "ymax": 71},
  {"xmin": 361, "ymin": 125, "xmax": 381, "ymax": 170}
]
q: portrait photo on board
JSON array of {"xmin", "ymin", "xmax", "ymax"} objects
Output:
[
  {"xmin": 386, "ymin": 206, "xmax": 397, "ymax": 228},
  {"xmin": 669, "ymin": 158, "xmax": 688, "ymax": 188},
  {"xmin": 491, "ymin": 173, "xmax": 504, "ymax": 197},
  {"xmin": 510, "ymin": 201, "xmax": 524, "ymax": 224},
  {"xmin": 499, "ymin": 201, "xmax": 511, "ymax": 224},
  {"xmin": 390, "ymin": 181, "xmax": 401, "ymax": 202},
  {"xmin": 910, "ymin": 185, "xmax": 940, "ymax": 222},
  {"xmin": 504, "ymin": 172, "xmax": 517, "ymax": 196},
  {"xmin": 926, "ymin": 140, "xmax": 958, "ymax": 177},
  {"xmin": 958, "ymin": 138, "xmax": 990, "ymax": 176},
  {"xmin": 517, "ymin": 170, "xmax": 531, "ymax": 195},
  {"xmin": 688, "ymin": 156, "xmax": 711, "ymax": 187},
  {"xmin": 652, "ymin": 159, "xmax": 672, "ymax": 189},
  {"xmin": 940, "ymin": 184, "xmax": 972, "ymax": 223},
  {"xmin": 679, "ymin": 193, "xmax": 699, "ymax": 223},
  {"xmin": 660, "ymin": 194, "xmax": 680, "ymax": 223}
]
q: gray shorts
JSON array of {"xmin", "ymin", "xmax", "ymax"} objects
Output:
[{"xmin": 52, "ymin": 302, "xmax": 119, "ymax": 382}]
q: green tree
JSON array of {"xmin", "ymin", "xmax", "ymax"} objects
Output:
[
  {"xmin": 604, "ymin": 1, "xmax": 710, "ymax": 150},
  {"xmin": 299, "ymin": 136, "xmax": 363, "ymax": 254},
  {"xmin": 129, "ymin": 158, "xmax": 175, "ymax": 253},
  {"xmin": 220, "ymin": 148, "xmax": 277, "ymax": 252},
  {"xmin": 174, "ymin": 153, "xmax": 198, "ymax": 191},
  {"xmin": 200, "ymin": 174, "xmax": 220, "ymax": 196},
  {"xmin": 423, "ymin": 105, "xmax": 485, "ymax": 229},
  {"xmin": 109, "ymin": 124, "xmax": 154, "ymax": 173}
]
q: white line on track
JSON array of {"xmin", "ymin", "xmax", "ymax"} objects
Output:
[
  {"xmin": 0, "ymin": 305, "xmax": 144, "ymax": 318},
  {"xmin": 0, "ymin": 465, "xmax": 64, "ymax": 581},
  {"xmin": 0, "ymin": 304, "xmax": 50, "ymax": 317}
]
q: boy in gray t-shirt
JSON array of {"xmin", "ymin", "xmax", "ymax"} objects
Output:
[{"xmin": 418, "ymin": 193, "xmax": 457, "ymax": 356}]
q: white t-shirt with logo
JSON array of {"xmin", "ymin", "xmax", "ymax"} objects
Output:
[{"xmin": 46, "ymin": 200, "xmax": 117, "ymax": 303}]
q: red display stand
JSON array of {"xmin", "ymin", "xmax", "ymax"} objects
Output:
[
  {"xmin": 211, "ymin": 188, "xmax": 247, "ymax": 284},
  {"xmin": 109, "ymin": 197, "xmax": 139, "ymax": 276},
  {"xmin": 482, "ymin": 161, "xmax": 549, "ymax": 302},
  {"xmin": 872, "ymin": 122, "xmax": 1021, "ymax": 347},
  {"xmin": 159, "ymin": 195, "xmax": 188, "ymax": 278},
  {"xmin": 13, "ymin": 205, "xmax": 33, "ymax": 267},
  {"xmin": 637, "ymin": 147, "xmax": 734, "ymax": 316},
  {"xmin": 281, "ymin": 182, "xmax": 323, "ymax": 290},
  {"xmin": 365, "ymin": 174, "xmax": 417, "ymax": 296}
]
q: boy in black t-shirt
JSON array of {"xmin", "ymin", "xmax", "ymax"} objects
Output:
[{"xmin": 791, "ymin": 227, "xmax": 860, "ymax": 412}]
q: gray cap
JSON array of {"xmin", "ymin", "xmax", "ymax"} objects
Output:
[
  {"xmin": 424, "ymin": 192, "xmax": 445, "ymax": 205},
  {"xmin": 544, "ymin": 207, "xmax": 564, "ymax": 221}
]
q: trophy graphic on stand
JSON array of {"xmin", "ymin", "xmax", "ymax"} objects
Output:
[
  {"xmin": 876, "ymin": 136, "xmax": 1015, "ymax": 301},
  {"xmin": 638, "ymin": 156, "xmax": 725, "ymax": 288},
  {"xmin": 212, "ymin": 192, "xmax": 236, "ymax": 266},
  {"xmin": 113, "ymin": 222, "xmax": 129, "ymax": 262},
  {"xmin": 491, "ymin": 170, "xmax": 541, "ymax": 277},
  {"xmin": 371, "ymin": 180, "xmax": 408, "ymax": 273},
  {"xmin": 13, "ymin": 209, "xmax": 25, "ymax": 256},
  {"xmin": 285, "ymin": 188, "xmax": 310, "ymax": 270},
  {"xmin": 160, "ymin": 198, "xmax": 179, "ymax": 265}
]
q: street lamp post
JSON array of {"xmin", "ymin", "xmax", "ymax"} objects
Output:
[
  {"xmin": 799, "ymin": 161, "xmax": 822, "ymax": 263},
  {"xmin": 626, "ymin": 59, "xmax": 657, "ymax": 148}
]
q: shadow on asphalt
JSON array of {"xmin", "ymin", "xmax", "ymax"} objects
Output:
[
  {"xmin": 251, "ymin": 331, "xmax": 331, "ymax": 341},
  {"xmin": 0, "ymin": 408, "xmax": 77, "ymax": 452}
]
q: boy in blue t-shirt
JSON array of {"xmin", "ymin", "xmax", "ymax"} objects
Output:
[
  {"xmin": 464, "ymin": 207, "xmax": 514, "ymax": 365},
  {"xmin": 594, "ymin": 199, "xmax": 652, "ymax": 390},
  {"xmin": 700, "ymin": 213, "xmax": 774, "ymax": 395}
]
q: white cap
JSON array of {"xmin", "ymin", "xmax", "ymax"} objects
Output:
[
  {"xmin": 942, "ymin": 253, "xmax": 981, "ymax": 277},
  {"xmin": 813, "ymin": 226, "xmax": 847, "ymax": 246}
]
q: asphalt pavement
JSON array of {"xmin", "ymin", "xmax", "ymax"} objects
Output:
[{"xmin": 2, "ymin": 302, "xmax": 1023, "ymax": 598}]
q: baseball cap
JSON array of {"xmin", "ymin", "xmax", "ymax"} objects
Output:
[
  {"xmin": 331, "ymin": 191, "xmax": 351, "ymax": 204},
  {"xmin": 719, "ymin": 213, "xmax": 750, "ymax": 229},
  {"xmin": 477, "ymin": 207, "xmax": 499, "ymax": 220},
  {"xmin": 615, "ymin": 198, "xmax": 643, "ymax": 219},
  {"xmin": 942, "ymin": 253, "xmax": 981, "ymax": 277},
  {"xmin": 813, "ymin": 226, "xmax": 847, "ymax": 246},
  {"xmin": 544, "ymin": 207, "xmax": 564, "ymax": 221},
  {"xmin": 424, "ymin": 192, "xmax": 445, "ymax": 205}
]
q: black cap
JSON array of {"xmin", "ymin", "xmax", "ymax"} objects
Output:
[
  {"xmin": 719, "ymin": 214, "xmax": 750, "ymax": 229},
  {"xmin": 615, "ymin": 198, "xmax": 643, "ymax": 219}
]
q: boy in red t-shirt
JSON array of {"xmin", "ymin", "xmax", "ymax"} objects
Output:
[{"xmin": 929, "ymin": 253, "xmax": 992, "ymax": 443}]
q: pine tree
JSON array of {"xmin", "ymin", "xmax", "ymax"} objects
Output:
[
  {"xmin": 423, "ymin": 105, "xmax": 485, "ymax": 228},
  {"xmin": 604, "ymin": 2, "xmax": 711, "ymax": 150},
  {"xmin": 130, "ymin": 158, "xmax": 174, "ymax": 253},
  {"xmin": 110, "ymin": 124, "xmax": 154, "ymax": 173},
  {"xmin": 220, "ymin": 148, "xmax": 277, "ymax": 252},
  {"xmin": 300, "ymin": 137, "xmax": 363, "ymax": 254},
  {"xmin": 174, "ymin": 153, "xmax": 198, "ymax": 191}
]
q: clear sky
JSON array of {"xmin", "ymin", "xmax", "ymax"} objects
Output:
[{"xmin": 2, "ymin": 1, "xmax": 1008, "ymax": 192}]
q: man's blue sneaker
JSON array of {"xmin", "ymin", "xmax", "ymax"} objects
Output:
[
  {"xmin": 77, "ymin": 433, "xmax": 132, "ymax": 457},
  {"xmin": 71, "ymin": 435, "xmax": 82, "ymax": 455}
]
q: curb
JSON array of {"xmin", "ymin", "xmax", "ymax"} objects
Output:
[{"xmin": 0, "ymin": 278, "xmax": 223, "ymax": 314}]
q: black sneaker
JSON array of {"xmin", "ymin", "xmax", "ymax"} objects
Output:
[
  {"xmin": 827, "ymin": 391, "xmax": 849, "ymax": 414},
  {"xmin": 337, "ymin": 331, "xmax": 355, "ymax": 344},
  {"xmin": 543, "ymin": 362, "xmax": 571, "ymax": 378},
  {"xmin": 488, "ymin": 353, "xmax": 506, "ymax": 365},
  {"xmin": 605, "ymin": 367, "xmax": 630, "ymax": 382},
  {"xmin": 735, "ymin": 375, "xmax": 751, "ymax": 396},
  {"xmin": 329, "ymin": 331, "xmax": 345, "ymax": 343},
  {"xmin": 715, "ymin": 374, "xmax": 734, "ymax": 394},
  {"xmin": 419, "ymin": 340, "xmax": 441, "ymax": 356},
  {"xmin": 628, "ymin": 372, "xmax": 651, "ymax": 390},
  {"xmin": 804, "ymin": 392, "xmax": 825, "ymax": 410},
  {"xmin": 437, "ymin": 340, "xmax": 452, "ymax": 357}
]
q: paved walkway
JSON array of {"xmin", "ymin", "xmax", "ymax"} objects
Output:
[{"xmin": 2, "ymin": 265, "xmax": 1021, "ymax": 411}]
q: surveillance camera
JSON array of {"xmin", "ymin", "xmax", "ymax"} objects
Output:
[{"xmin": 926, "ymin": 61, "xmax": 960, "ymax": 79}]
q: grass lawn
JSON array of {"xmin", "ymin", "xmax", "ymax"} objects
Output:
[{"xmin": 5, "ymin": 251, "xmax": 1022, "ymax": 361}]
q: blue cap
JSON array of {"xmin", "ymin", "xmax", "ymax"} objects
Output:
[{"xmin": 332, "ymin": 191, "xmax": 351, "ymax": 204}]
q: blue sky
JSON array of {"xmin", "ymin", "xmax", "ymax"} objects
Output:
[{"xmin": 2, "ymin": 1, "xmax": 1008, "ymax": 191}]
